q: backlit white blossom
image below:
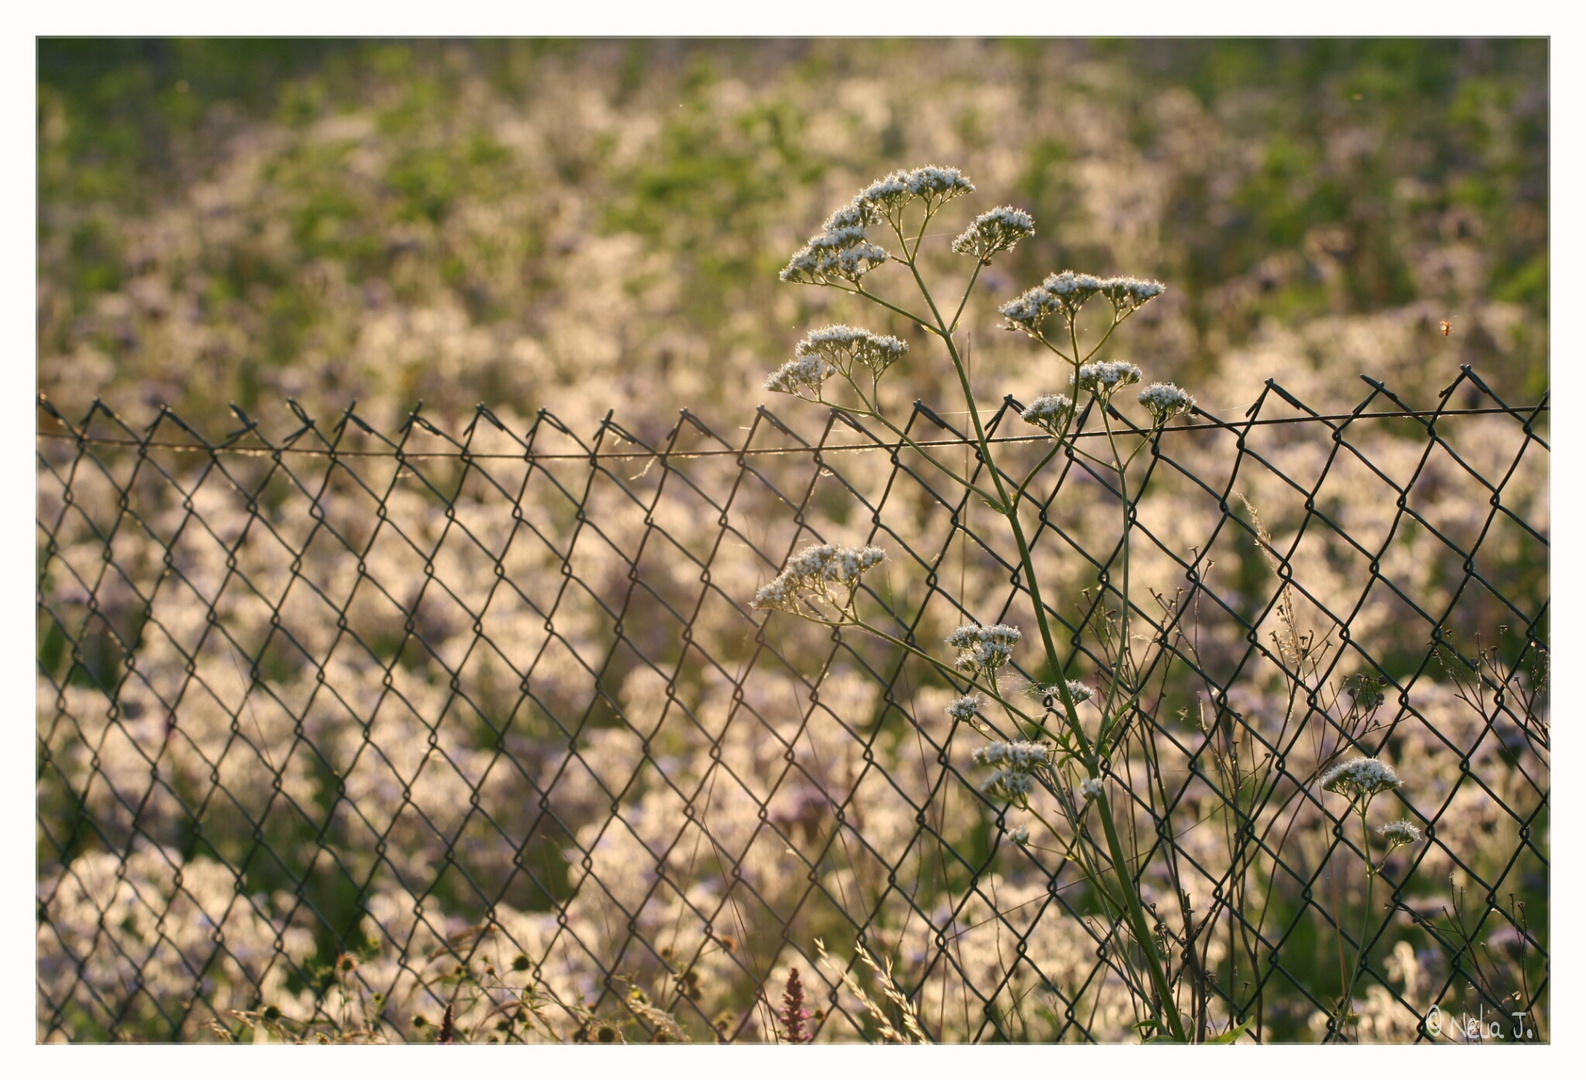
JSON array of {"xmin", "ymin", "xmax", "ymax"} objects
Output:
[
  {"xmin": 764, "ymin": 354, "xmax": 830, "ymax": 398},
  {"xmin": 1044, "ymin": 270, "xmax": 1106, "ymax": 311},
  {"xmin": 1378, "ymin": 819, "xmax": 1422, "ymax": 849},
  {"xmin": 1320, "ymin": 757, "xmax": 1402, "ymax": 800},
  {"xmin": 1137, "ymin": 382, "xmax": 1195, "ymax": 424},
  {"xmin": 905, "ymin": 165, "xmax": 974, "ymax": 204},
  {"xmin": 751, "ymin": 543, "xmax": 886, "ymax": 616},
  {"xmin": 1000, "ymin": 286, "xmax": 1062, "ymax": 334},
  {"xmin": 781, "ymin": 224, "xmax": 890, "ymax": 286},
  {"xmin": 794, "ymin": 325, "xmax": 908, "ymax": 380},
  {"xmin": 1100, "ymin": 275, "xmax": 1167, "ymax": 312},
  {"xmin": 981, "ymin": 769, "xmax": 1035, "ymax": 802},
  {"xmin": 1078, "ymin": 361, "xmax": 1144, "ymax": 396},
  {"xmin": 1020, "ymin": 393, "xmax": 1075, "ymax": 437},
  {"xmin": 972, "ymin": 740, "xmax": 1048, "ymax": 771},
  {"xmin": 946, "ymin": 694, "xmax": 983, "ymax": 724},
  {"xmin": 952, "ymin": 206, "xmax": 1035, "ymax": 261},
  {"xmin": 856, "ymin": 171, "xmax": 913, "ymax": 215},
  {"xmin": 948, "ymin": 623, "xmax": 1021, "ymax": 676}
]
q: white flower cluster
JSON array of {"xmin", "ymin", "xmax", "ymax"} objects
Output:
[
  {"xmin": 951, "ymin": 205, "xmax": 1036, "ymax": 262},
  {"xmin": 796, "ymin": 324, "xmax": 909, "ymax": 379},
  {"xmin": 945, "ymin": 694, "xmax": 983, "ymax": 723},
  {"xmin": 1137, "ymin": 382, "xmax": 1195, "ymax": 424},
  {"xmin": 1019, "ymin": 393, "xmax": 1074, "ymax": 437},
  {"xmin": 1100, "ymin": 276, "xmax": 1167, "ymax": 310},
  {"xmin": 1320, "ymin": 756, "xmax": 1402, "ymax": 800},
  {"xmin": 1000, "ymin": 270, "xmax": 1167, "ymax": 334},
  {"xmin": 781, "ymin": 227, "xmax": 890, "ymax": 286},
  {"xmin": 750, "ymin": 543, "xmax": 886, "ymax": 615},
  {"xmin": 764, "ymin": 353, "xmax": 830, "ymax": 398},
  {"xmin": 981, "ymin": 769, "xmax": 1035, "ymax": 802},
  {"xmin": 1078, "ymin": 361, "xmax": 1144, "ymax": 395},
  {"xmin": 1028, "ymin": 680, "xmax": 1094, "ymax": 705},
  {"xmin": 1079, "ymin": 777, "xmax": 1105, "ymax": 801},
  {"xmin": 998, "ymin": 285, "xmax": 1062, "ymax": 333},
  {"xmin": 1044, "ymin": 269, "xmax": 1107, "ymax": 308},
  {"xmin": 972, "ymin": 739, "xmax": 1049, "ymax": 770},
  {"xmin": 1008, "ymin": 824, "xmax": 1031, "ymax": 845},
  {"xmin": 947, "ymin": 623, "xmax": 1021, "ymax": 676},
  {"xmin": 974, "ymin": 737, "xmax": 1047, "ymax": 805},
  {"xmin": 1378, "ymin": 819, "xmax": 1422, "ymax": 849},
  {"xmin": 781, "ymin": 165, "xmax": 974, "ymax": 286},
  {"xmin": 900, "ymin": 164, "xmax": 975, "ymax": 206}
]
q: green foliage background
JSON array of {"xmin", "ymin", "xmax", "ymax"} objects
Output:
[{"xmin": 38, "ymin": 38, "xmax": 1547, "ymax": 437}]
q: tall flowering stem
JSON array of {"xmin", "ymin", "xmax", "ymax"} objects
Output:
[
  {"xmin": 777, "ymin": 966, "xmax": 812, "ymax": 1044},
  {"xmin": 760, "ymin": 165, "xmax": 1194, "ymax": 1042},
  {"xmin": 1320, "ymin": 757, "xmax": 1417, "ymax": 1040}
]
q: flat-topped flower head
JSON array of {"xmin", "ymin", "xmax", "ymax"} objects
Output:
[
  {"xmin": 980, "ymin": 769, "xmax": 1035, "ymax": 803},
  {"xmin": 847, "ymin": 166, "xmax": 973, "ymax": 224},
  {"xmin": 945, "ymin": 694, "xmax": 983, "ymax": 724},
  {"xmin": 807, "ymin": 226, "xmax": 869, "ymax": 253},
  {"xmin": 1044, "ymin": 270, "xmax": 1106, "ymax": 318},
  {"xmin": 1137, "ymin": 382, "xmax": 1195, "ymax": 425},
  {"xmin": 948, "ymin": 623, "xmax": 1021, "ymax": 676},
  {"xmin": 1078, "ymin": 361, "xmax": 1144, "ymax": 396},
  {"xmin": 952, "ymin": 206, "xmax": 1035, "ymax": 262},
  {"xmin": 1319, "ymin": 756, "xmax": 1402, "ymax": 801},
  {"xmin": 905, "ymin": 165, "xmax": 974, "ymax": 205},
  {"xmin": 1100, "ymin": 275, "xmax": 1167, "ymax": 313},
  {"xmin": 976, "ymin": 735, "xmax": 1044, "ymax": 803},
  {"xmin": 822, "ymin": 199, "xmax": 882, "ymax": 233},
  {"xmin": 857, "ymin": 171, "xmax": 913, "ymax": 216},
  {"xmin": 947, "ymin": 623, "xmax": 1021, "ymax": 649},
  {"xmin": 1378, "ymin": 819, "xmax": 1422, "ymax": 850},
  {"xmin": 1020, "ymin": 393, "xmax": 1075, "ymax": 437},
  {"xmin": 764, "ymin": 354, "xmax": 831, "ymax": 399},
  {"xmin": 795, "ymin": 325, "xmax": 909, "ymax": 379},
  {"xmin": 1000, "ymin": 286, "xmax": 1061, "ymax": 335},
  {"xmin": 781, "ymin": 223, "xmax": 890, "ymax": 286},
  {"xmin": 752, "ymin": 543, "xmax": 886, "ymax": 616},
  {"xmin": 973, "ymin": 740, "xmax": 1048, "ymax": 771}
]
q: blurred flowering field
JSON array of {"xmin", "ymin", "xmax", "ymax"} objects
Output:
[
  {"xmin": 37, "ymin": 39, "xmax": 1548, "ymax": 1043},
  {"xmin": 40, "ymin": 39, "xmax": 1546, "ymax": 433}
]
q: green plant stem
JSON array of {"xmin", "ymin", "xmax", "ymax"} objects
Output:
[
  {"xmin": 949, "ymin": 260, "xmax": 984, "ymax": 333},
  {"xmin": 1336, "ymin": 807, "xmax": 1377, "ymax": 1039},
  {"xmin": 1026, "ymin": 804, "xmax": 1155, "ymax": 1004},
  {"xmin": 1093, "ymin": 790, "xmax": 1185, "ymax": 1040},
  {"xmin": 897, "ymin": 231, "xmax": 1186, "ymax": 1044},
  {"xmin": 823, "ymin": 397, "xmax": 1004, "ymax": 506},
  {"xmin": 823, "ymin": 401, "xmax": 1000, "ymax": 502},
  {"xmin": 1099, "ymin": 405, "xmax": 1135, "ymax": 726},
  {"xmin": 846, "ymin": 617, "xmax": 1046, "ymax": 729}
]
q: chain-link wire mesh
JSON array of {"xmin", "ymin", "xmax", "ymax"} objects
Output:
[{"xmin": 37, "ymin": 365, "xmax": 1548, "ymax": 1044}]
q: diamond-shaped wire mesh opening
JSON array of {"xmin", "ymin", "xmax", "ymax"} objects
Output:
[{"xmin": 37, "ymin": 371, "xmax": 1547, "ymax": 1043}]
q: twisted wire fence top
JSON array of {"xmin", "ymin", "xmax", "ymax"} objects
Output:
[{"xmin": 36, "ymin": 366, "xmax": 1548, "ymax": 1043}]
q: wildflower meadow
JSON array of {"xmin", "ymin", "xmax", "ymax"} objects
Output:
[{"xmin": 38, "ymin": 39, "xmax": 1547, "ymax": 1044}]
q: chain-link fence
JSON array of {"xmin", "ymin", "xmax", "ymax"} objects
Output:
[{"xmin": 36, "ymin": 366, "xmax": 1548, "ymax": 1044}]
